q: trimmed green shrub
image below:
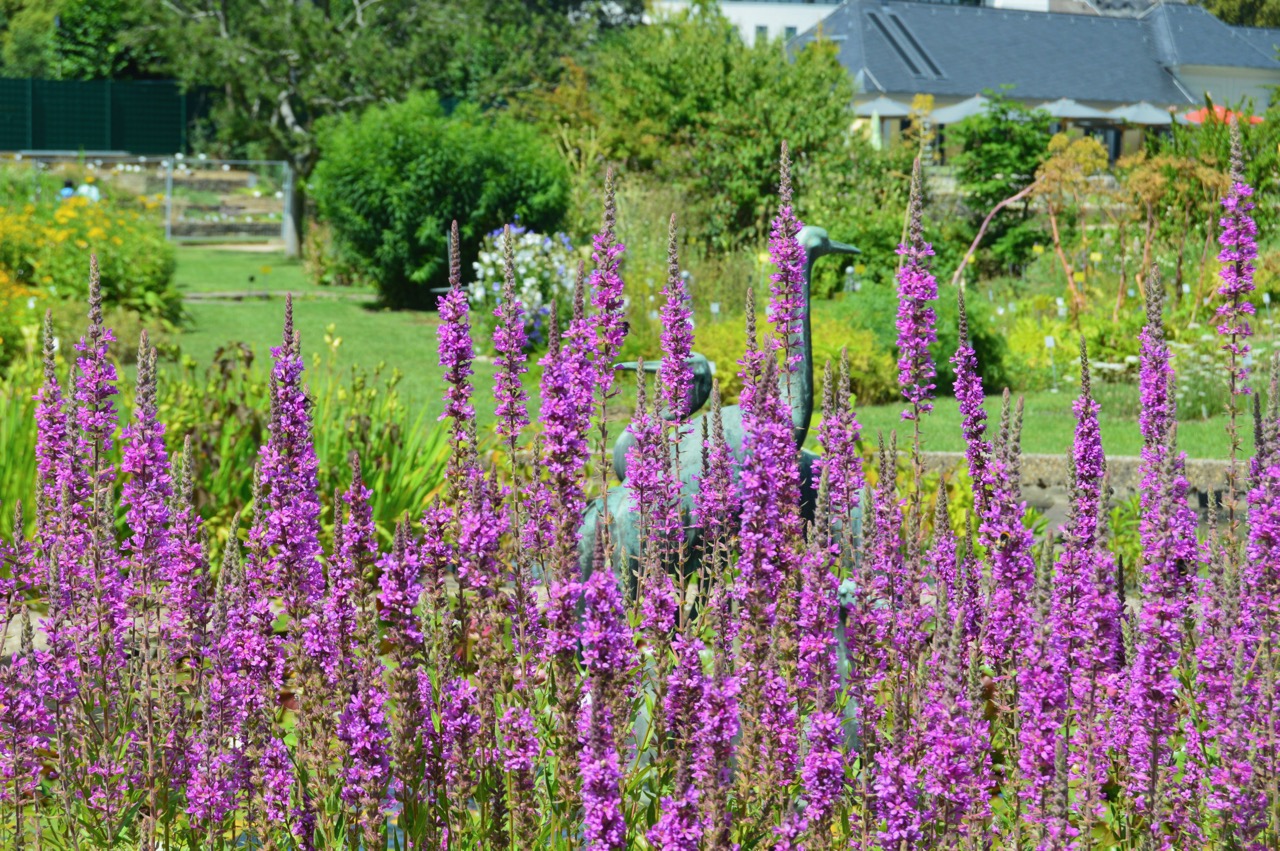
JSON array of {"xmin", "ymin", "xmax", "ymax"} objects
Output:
[{"xmin": 313, "ymin": 93, "xmax": 570, "ymax": 309}]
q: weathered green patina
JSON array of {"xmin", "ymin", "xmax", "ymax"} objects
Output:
[{"xmin": 579, "ymin": 225, "xmax": 863, "ymax": 580}]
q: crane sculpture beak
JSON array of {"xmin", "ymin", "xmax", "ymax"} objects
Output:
[
  {"xmin": 614, "ymin": 361, "xmax": 662, "ymax": 373},
  {"xmin": 827, "ymin": 239, "xmax": 861, "ymax": 256}
]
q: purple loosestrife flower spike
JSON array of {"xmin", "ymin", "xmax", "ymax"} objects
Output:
[
  {"xmin": 440, "ymin": 677, "xmax": 480, "ymax": 792},
  {"xmin": 162, "ymin": 438, "xmax": 208, "ymax": 659},
  {"xmin": 33, "ymin": 310, "xmax": 68, "ymax": 582},
  {"xmin": 439, "ymin": 220, "xmax": 476, "ymax": 429},
  {"xmin": 320, "ymin": 454, "xmax": 377, "ymax": 686},
  {"xmin": 1048, "ymin": 342, "xmax": 1122, "ymax": 818},
  {"xmin": 626, "ymin": 367, "xmax": 681, "ymax": 632},
  {"xmin": 896, "ymin": 158, "xmax": 939, "ymax": 420},
  {"xmin": 952, "ymin": 292, "xmax": 993, "ymax": 518},
  {"xmin": 120, "ymin": 334, "xmax": 172, "ymax": 605},
  {"xmin": 1217, "ymin": 118, "xmax": 1257, "ymax": 395},
  {"xmin": 579, "ymin": 683, "xmax": 626, "ymax": 850},
  {"xmin": 262, "ymin": 736, "xmax": 294, "ymax": 822},
  {"xmin": 500, "ymin": 705, "xmax": 539, "ymax": 773},
  {"xmin": 694, "ymin": 383, "xmax": 739, "ymax": 533},
  {"xmin": 816, "ymin": 351, "xmax": 866, "ymax": 520},
  {"xmin": 256, "ymin": 295, "xmax": 324, "ymax": 619},
  {"xmin": 580, "ymin": 532, "xmax": 637, "ymax": 698},
  {"xmin": 337, "ymin": 601, "xmax": 391, "ymax": 822},
  {"xmin": 494, "ymin": 224, "xmax": 530, "ymax": 445},
  {"xmin": 660, "ymin": 214, "xmax": 695, "ymax": 424},
  {"xmin": 591, "ymin": 168, "xmax": 628, "ymax": 390},
  {"xmin": 378, "ymin": 516, "xmax": 423, "ymax": 647},
  {"xmin": 650, "ymin": 635, "xmax": 707, "ymax": 851},
  {"xmin": 767, "ymin": 142, "xmax": 807, "ymax": 374}
]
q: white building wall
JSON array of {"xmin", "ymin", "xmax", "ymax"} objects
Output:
[
  {"xmin": 988, "ymin": 0, "xmax": 1051, "ymax": 11},
  {"xmin": 1175, "ymin": 65, "xmax": 1280, "ymax": 110},
  {"xmin": 652, "ymin": 1, "xmax": 839, "ymax": 43}
]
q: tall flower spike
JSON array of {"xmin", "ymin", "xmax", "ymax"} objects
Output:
[
  {"xmin": 439, "ymin": 220, "xmax": 476, "ymax": 429},
  {"xmin": 256, "ymin": 294, "xmax": 324, "ymax": 620},
  {"xmin": 579, "ymin": 681, "xmax": 626, "ymax": 851},
  {"xmin": 659, "ymin": 213, "xmax": 694, "ymax": 425},
  {"xmin": 896, "ymin": 157, "xmax": 939, "ymax": 420},
  {"xmin": 591, "ymin": 168, "xmax": 628, "ymax": 389},
  {"xmin": 952, "ymin": 290, "xmax": 993, "ymax": 517},
  {"xmin": 816, "ymin": 350, "xmax": 866, "ymax": 520},
  {"xmin": 1216, "ymin": 117, "xmax": 1257, "ymax": 396},
  {"xmin": 694, "ymin": 382, "xmax": 739, "ymax": 537},
  {"xmin": 33, "ymin": 309, "xmax": 68, "ymax": 573},
  {"xmin": 494, "ymin": 223, "xmax": 530, "ymax": 447},
  {"xmin": 766, "ymin": 141, "xmax": 807, "ymax": 374}
]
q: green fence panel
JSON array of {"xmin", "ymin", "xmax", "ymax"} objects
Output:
[
  {"xmin": 112, "ymin": 80, "xmax": 187, "ymax": 154},
  {"xmin": 0, "ymin": 79, "xmax": 32, "ymax": 150},
  {"xmin": 0, "ymin": 78, "xmax": 195, "ymax": 154},
  {"xmin": 34, "ymin": 79, "xmax": 110, "ymax": 151}
]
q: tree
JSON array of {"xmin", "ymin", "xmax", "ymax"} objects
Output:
[
  {"xmin": 0, "ymin": 0, "xmax": 161, "ymax": 79},
  {"xmin": 948, "ymin": 90, "xmax": 1052, "ymax": 276},
  {"xmin": 150, "ymin": 0, "xmax": 636, "ymax": 251},
  {"xmin": 549, "ymin": 5, "xmax": 854, "ymax": 249},
  {"xmin": 1194, "ymin": 0, "xmax": 1280, "ymax": 27}
]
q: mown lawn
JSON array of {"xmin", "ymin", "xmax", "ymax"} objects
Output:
[{"xmin": 171, "ymin": 246, "xmax": 1242, "ymax": 460}]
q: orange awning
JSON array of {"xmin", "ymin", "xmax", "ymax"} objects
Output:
[{"xmin": 1183, "ymin": 105, "xmax": 1263, "ymax": 125}]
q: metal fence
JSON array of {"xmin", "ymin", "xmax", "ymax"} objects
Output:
[
  {"xmin": 0, "ymin": 78, "xmax": 203, "ymax": 155},
  {"xmin": 5, "ymin": 153, "xmax": 295, "ymax": 250}
]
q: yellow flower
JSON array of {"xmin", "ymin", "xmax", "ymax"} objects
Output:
[
  {"xmin": 88, "ymin": 227, "xmax": 106, "ymax": 240},
  {"xmin": 75, "ymin": 239, "xmax": 88, "ymax": 249},
  {"xmin": 1032, "ymin": 244, "xmax": 1045, "ymax": 255},
  {"xmin": 1089, "ymin": 251, "xmax": 1102, "ymax": 263},
  {"xmin": 111, "ymin": 236, "xmax": 123, "ymax": 246}
]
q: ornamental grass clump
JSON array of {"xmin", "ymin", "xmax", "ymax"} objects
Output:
[{"xmin": 4, "ymin": 141, "xmax": 1280, "ymax": 851}]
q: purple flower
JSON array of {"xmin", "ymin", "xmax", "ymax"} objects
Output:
[
  {"xmin": 32, "ymin": 311, "xmax": 68, "ymax": 588},
  {"xmin": 767, "ymin": 142, "xmax": 807, "ymax": 374},
  {"xmin": 626, "ymin": 366, "xmax": 682, "ymax": 633},
  {"xmin": 439, "ymin": 220, "xmax": 476, "ymax": 427},
  {"xmin": 648, "ymin": 785, "xmax": 703, "ymax": 851},
  {"xmin": 801, "ymin": 710, "xmax": 846, "ymax": 827},
  {"xmin": 660, "ymin": 215, "xmax": 695, "ymax": 424},
  {"xmin": 579, "ymin": 686, "xmax": 626, "ymax": 850},
  {"xmin": 1128, "ymin": 277, "xmax": 1202, "ymax": 843},
  {"xmin": 590, "ymin": 169, "xmax": 628, "ymax": 390},
  {"xmin": 378, "ymin": 517, "xmax": 424, "ymax": 647},
  {"xmin": 952, "ymin": 293, "xmax": 994, "ymax": 519},
  {"xmin": 693, "ymin": 385, "xmax": 739, "ymax": 535},
  {"xmin": 337, "ymin": 645, "xmax": 391, "ymax": 814},
  {"xmin": 895, "ymin": 159, "xmax": 939, "ymax": 420},
  {"xmin": 815, "ymin": 353, "xmax": 865, "ymax": 520},
  {"xmin": 1216, "ymin": 119, "xmax": 1257, "ymax": 395},
  {"xmin": 262, "ymin": 736, "xmax": 294, "ymax": 822},
  {"xmin": 493, "ymin": 225, "xmax": 530, "ymax": 446},
  {"xmin": 440, "ymin": 677, "xmax": 481, "ymax": 790},
  {"xmin": 579, "ymin": 545, "xmax": 637, "ymax": 696},
  {"xmin": 872, "ymin": 726, "xmax": 924, "ymax": 847},
  {"xmin": 500, "ymin": 706, "xmax": 539, "ymax": 773},
  {"xmin": 252, "ymin": 296, "xmax": 324, "ymax": 623}
]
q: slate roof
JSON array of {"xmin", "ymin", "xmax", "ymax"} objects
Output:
[{"xmin": 795, "ymin": 0, "xmax": 1280, "ymax": 107}]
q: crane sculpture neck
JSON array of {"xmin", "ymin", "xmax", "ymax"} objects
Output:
[{"xmin": 783, "ymin": 247, "xmax": 817, "ymax": 450}]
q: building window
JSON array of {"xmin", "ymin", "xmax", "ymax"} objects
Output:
[
  {"xmin": 784, "ymin": 26, "xmax": 797, "ymax": 40},
  {"xmin": 756, "ymin": 25, "xmax": 768, "ymax": 43}
]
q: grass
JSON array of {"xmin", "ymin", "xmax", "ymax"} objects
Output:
[
  {"xmin": 175, "ymin": 246, "xmax": 374, "ymax": 295},
  {"xmin": 171, "ymin": 246, "xmax": 1244, "ymax": 461},
  {"xmin": 854, "ymin": 390, "xmax": 1241, "ymax": 461}
]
